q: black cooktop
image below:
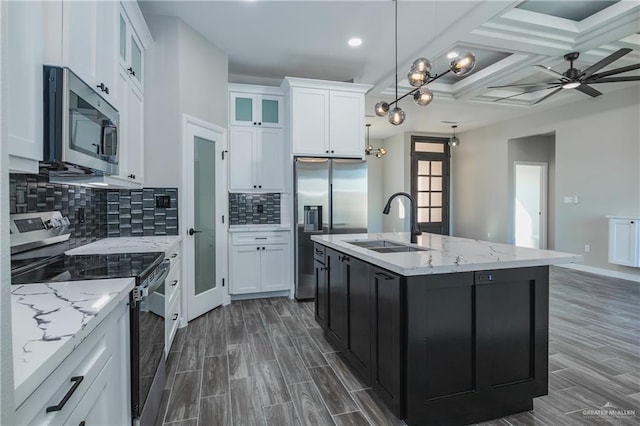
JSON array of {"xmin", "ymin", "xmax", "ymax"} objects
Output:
[{"xmin": 11, "ymin": 252, "xmax": 164, "ymax": 285}]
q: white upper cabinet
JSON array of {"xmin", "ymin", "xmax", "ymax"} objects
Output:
[
  {"xmin": 119, "ymin": 5, "xmax": 145, "ymax": 93},
  {"xmin": 329, "ymin": 91, "xmax": 365, "ymax": 158},
  {"xmin": 228, "ymin": 85, "xmax": 287, "ymax": 192},
  {"xmin": 230, "ymin": 92, "xmax": 283, "ymax": 128},
  {"xmin": 282, "ymin": 77, "xmax": 372, "ymax": 159},
  {"xmin": 7, "ymin": 0, "xmax": 43, "ymax": 173},
  {"xmin": 290, "ymin": 87, "xmax": 330, "ymax": 156},
  {"xmin": 61, "ymin": 0, "xmax": 119, "ymax": 106}
]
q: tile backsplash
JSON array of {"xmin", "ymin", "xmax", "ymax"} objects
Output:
[
  {"xmin": 229, "ymin": 193, "xmax": 281, "ymax": 225},
  {"xmin": 9, "ymin": 173, "xmax": 179, "ymax": 247},
  {"xmin": 106, "ymin": 188, "xmax": 179, "ymax": 237},
  {"xmin": 9, "ymin": 173, "xmax": 107, "ymax": 249}
]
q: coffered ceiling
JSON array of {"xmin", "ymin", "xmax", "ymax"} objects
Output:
[{"xmin": 139, "ymin": 0, "xmax": 640, "ymax": 138}]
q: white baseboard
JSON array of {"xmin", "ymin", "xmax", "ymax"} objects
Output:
[
  {"xmin": 557, "ymin": 263, "xmax": 640, "ymax": 283},
  {"xmin": 230, "ymin": 290, "xmax": 290, "ymax": 301}
]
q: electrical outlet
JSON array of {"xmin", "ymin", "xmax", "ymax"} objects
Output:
[
  {"xmin": 155, "ymin": 195, "xmax": 171, "ymax": 208},
  {"xmin": 77, "ymin": 207, "xmax": 85, "ymax": 224},
  {"xmin": 563, "ymin": 196, "xmax": 573, "ymax": 204},
  {"xmin": 584, "ymin": 244, "xmax": 591, "ymax": 253}
]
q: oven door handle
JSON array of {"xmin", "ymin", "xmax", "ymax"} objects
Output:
[{"xmin": 133, "ymin": 260, "xmax": 171, "ymax": 301}]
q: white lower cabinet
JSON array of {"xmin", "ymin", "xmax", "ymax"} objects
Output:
[
  {"xmin": 608, "ymin": 218, "xmax": 639, "ymax": 267},
  {"xmin": 15, "ymin": 299, "xmax": 130, "ymax": 425},
  {"xmin": 230, "ymin": 231, "xmax": 291, "ymax": 294},
  {"xmin": 164, "ymin": 244, "xmax": 182, "ymax": 354}
]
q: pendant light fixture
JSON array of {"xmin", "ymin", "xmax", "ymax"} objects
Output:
[
  {"xmin": 449, "ymin": 125, "xmax": 460, "ymax": 147},
  {"xmin": 365, "ymin": 124, "xmax": 387, "ymax": 158},
  {"xmin": 374, "ymin": 0, "xmax": 477, "ymax": 125}
]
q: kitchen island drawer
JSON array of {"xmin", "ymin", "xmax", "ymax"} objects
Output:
[{"xmin": 313, "ymin": 243, "xmax": 325, "ymax": 264}]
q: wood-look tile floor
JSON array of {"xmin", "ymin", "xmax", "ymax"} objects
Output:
[{"xmin": 156, "ymin": 267, "xmax": 639, "ymax": 426}]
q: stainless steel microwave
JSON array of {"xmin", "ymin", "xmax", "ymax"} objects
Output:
[{"xmin": 43, "ymin": 66, "xmax": 119, "ymax": 175}]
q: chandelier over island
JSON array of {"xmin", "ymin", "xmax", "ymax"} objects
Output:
[{"xmin": 375, "ymin": 0, "xmax": 477, "ymax": 125}]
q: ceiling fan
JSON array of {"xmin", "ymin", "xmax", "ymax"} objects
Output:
[{"xmin": 489, "ymin": 48, "xmax": 640, "ymax": 105}]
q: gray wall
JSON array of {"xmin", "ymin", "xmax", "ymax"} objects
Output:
[
  {"xmin": 144, "ymin": 16, "xmax": 229, "ymax": 188},
  {"xmin": 452, "ymin": 88, "xmax": 640, "ymax": 274},
  {"xmin": 507, "ymin": 134, "xmax": 555, "ymax": 248},
  {"xmin": 366, "ymin": 138, "xmax": 384, "ymax": 233}
]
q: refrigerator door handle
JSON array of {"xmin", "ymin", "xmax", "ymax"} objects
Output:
[{"xmin": 329, "ymin": 183, "xmax": 333, "ymax": 231}]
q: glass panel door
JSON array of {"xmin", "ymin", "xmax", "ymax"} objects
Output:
[
  {"xmin": 185, "ymin": 119, "xmax": 226, "ymax": 320},
  {"xmin": 194, "ymin": 136, "xmax": 216, "ymax": 296}
]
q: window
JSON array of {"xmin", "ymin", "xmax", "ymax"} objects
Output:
[{"xmin": 411, "ymin": 136, "xmax": 450, "ymax": 235}]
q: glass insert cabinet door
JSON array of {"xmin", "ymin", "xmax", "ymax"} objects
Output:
[{"xmin": 230, "ymin": 92, "xmax": 283, "ymax": 128}]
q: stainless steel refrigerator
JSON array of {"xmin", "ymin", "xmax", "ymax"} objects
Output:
[{"xmin": 294, "ymin": 157, "xmax": 368, "ymax": 300}]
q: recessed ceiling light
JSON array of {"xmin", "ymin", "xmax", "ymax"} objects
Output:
[{"xmin": 348, "ymin": 37, "xmax": 362, "ymax": 47}]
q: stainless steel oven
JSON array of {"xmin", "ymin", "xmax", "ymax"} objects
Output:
[
  {"xmin": 43, "ymin": 66, "xmax": 119, "ymax": 175},
  {"xmin": 132, "ymin": 259, "xmax": 170, "ymax": 426}
]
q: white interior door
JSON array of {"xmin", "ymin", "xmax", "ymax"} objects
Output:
[
  {"xmin": 183, "ymin": 116, "xmax": 227, "ymax": 321},
  {"xmin": 515, "ymin": 162, "xmax": 547, "ymax": 249}
]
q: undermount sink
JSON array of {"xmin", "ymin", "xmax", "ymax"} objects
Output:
[
  {"xmin": 348, "ymin": 239, "xmax": 405, "ymax": 249},
  {"xmin": 369, "ymin": 246, "xmax": 430, "ymax": 253},
  {"xmin": 347, "ymin": 240, "xmax": 431, "ymax": 253}
]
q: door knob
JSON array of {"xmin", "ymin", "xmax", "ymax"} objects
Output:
[{"xmin": 188, "ymin": 228, "xmax": 202, "ymax": 236}]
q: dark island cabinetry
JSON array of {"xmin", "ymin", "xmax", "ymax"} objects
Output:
[{"xmin": 313, "ymin": 243, "xmax": 550, "ymax": 425}]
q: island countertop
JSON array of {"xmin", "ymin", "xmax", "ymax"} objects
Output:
[
  {"xmin": 311, "ymin": 232, "xmax": 582, "ymax": 276},
  {"xmin": 12, "ymin": 278, "xmax": 135, "ymax": 407},
  {"xmin": 65, "ymin": 235, "xmax": 182, "ymax": 255}
]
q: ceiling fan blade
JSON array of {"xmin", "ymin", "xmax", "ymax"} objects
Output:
[
  {"xmin": 589, "ymin": 63, "xmax": 640, "ymax": 80},
  {"xmin": 575, "ymin": 84, "xmax": 602, "ymax": 98},
  {"xmin": 534, "ymin": 65, "xmax": 567, "ymax": 81},
  {"xmin": 582, "ymin": 48, "xmax": 632, "ymax": 79},
  {"xmin": 487, "ymin": 82, "xmax": 557, "ymax": 89},
  {"xmin": 492, "ymin": 85, "xmax": 560, "ymax": 102},
  {"xmin": 590, "ymin": 76, "xmax": 640, "ymax": 83},
  {"xmin": 532, "ymin": 87, "xmax": 562, "ymax": 105}
]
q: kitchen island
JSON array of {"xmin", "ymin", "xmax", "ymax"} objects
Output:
[{"xmin": 311, "ymin": 232, "xmax": 582, "ymax": 426}]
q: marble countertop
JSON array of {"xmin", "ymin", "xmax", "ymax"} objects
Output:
[
  {"xmin": 311, "ymin": 232, "xmax": 582, "ymax": 276},
  {"xmin": 65, "ymin": 235, "xmax": 182, "ymax": 255},
  {"xmin": 12, "ymin": 278, "xmax": 134, "ymax": 407}
]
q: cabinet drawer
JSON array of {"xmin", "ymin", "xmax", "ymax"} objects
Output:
[
  {"xmin": 166, "ymin": 289, "xmax": 182, "ymax": 354},
  {"xmin": 16, "ymin": 324, "xmax": 111, "ymax": 425},
  {"xmin": 165, "ymin": 262, "xmax": 181, "ymax": 307},
  {"xmin": 313, "ymin": 243, "xmax": 326, "ymax": 264},
  {"xmin": 165, "ymin": 246, "xmax": 181, "ymax": 270},
  {"xmin": 65, "ymin": 356, "xmax": 113, "ymax": 425},
  {"xmin": 231, "ymin": 231, "xmax": 288, "ymax": 246}
]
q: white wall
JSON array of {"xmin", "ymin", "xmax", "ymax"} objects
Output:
[
  {"xmin": 0, "ymin": 2, "xmax": 15, "ymax": 421},
  {"xmin": 453, "ymin": 88, "xmax": 640, "ymax": 274},
  {"xmin": 381, "ymin": 133, "xmax": 409, "ymax": 232}
]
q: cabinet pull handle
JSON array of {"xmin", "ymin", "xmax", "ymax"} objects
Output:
[
  {"xmin": 46, "ymin": 376, "xmax": 84, "ymax": 413},
  {"xmin": 79, "ymin": 422, "xmax": 86, "ymax": 426},
  {"xmin": 171, "ymin": 280, "xmax": 178, "ymax": 286},
  {"xmin": 632, "ymin": 221, "xmax": 635, "ymax": 224},
  {"xmin": 256, "ymin": 247, "xmax": 260, "ymax": 250},
  {"xmin": 258, "ymin": 185, "xmax": 262, "ymax": 188},
  {"xmin": 253, "ymin": 122, "xmax": 257, "ymax": 125},
  {"xmin": 255, "ymin": 237, "xmax": 267, "ymax": 240},
  {"xmin": 173, "ymin": 313, "xmax": 179, "ymax": 321},
  {"xmin": 96, "ymin": 83, "xmax": 109, "ymax": 94},
  {"xmin": 331, "ymin": 150, "xmax": 334, "ymax": 154},
  {"xmin": 258, "ymin": 122, "xmax": 262, "ymax": 125},
  {"xmin": 128, "ymin": 174, "xmax": 136, "ymax": 179},
  {"xmin": 171, "ymin": 253, "xmax": 178, "ymax": 258},
  {"xmin": 253, "ymin": 185, "xmax": 257, "ymax": 188},
  {"xmin": 373, "ymin": 272, "xmax": 393, "ymax": 281},
  {"xmin": 127, "ymin": 67, "xmax": 136, "ymax": 76},
  {"xmin": 325, "ymin": 150, "xmax": 329, "ymax": 153},
  {"xmin": 315, "ymin": 248, "xmax": 323, "ymax": 254}
]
